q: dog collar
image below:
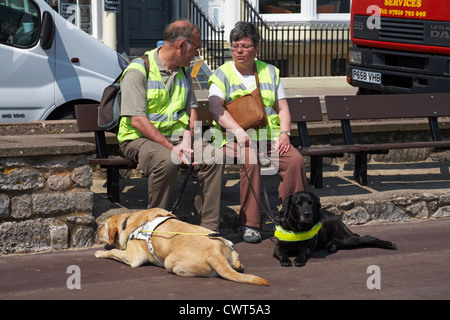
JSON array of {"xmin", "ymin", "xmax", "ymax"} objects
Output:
[{"xmin": 274, "ymin": 222, "xmax": 322, "ymax": 242}]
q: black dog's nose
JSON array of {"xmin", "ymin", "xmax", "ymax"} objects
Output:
[{"xmin": 303, "ymin": 212, "xmax": 312, "ymax": 219}]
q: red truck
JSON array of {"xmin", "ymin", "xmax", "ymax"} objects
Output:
[{"xmin": 347, "ymin": 0, "xmax": 450, "ymax": 94}]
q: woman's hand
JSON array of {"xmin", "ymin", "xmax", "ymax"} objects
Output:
[
  {"xmin": 275, "ymin": 132, "xmax": 291, "ymax": 156},
  {"xmin": 234, "ymin": 127, "xmax": 251, "ymax": 148}
]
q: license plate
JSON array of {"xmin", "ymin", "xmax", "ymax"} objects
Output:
[{"xmin": 352, "ymin": 69, "xmax": 381, "ymax": 84}]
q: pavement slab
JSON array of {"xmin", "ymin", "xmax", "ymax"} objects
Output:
[{"xmin": 1, "ymin": 218, "xmax": 449, "ymax": 302}]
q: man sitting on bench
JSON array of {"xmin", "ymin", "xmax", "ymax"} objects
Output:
[{"xmin": 118, "ymin": 20, "xmax": 223, "ymax": 231}]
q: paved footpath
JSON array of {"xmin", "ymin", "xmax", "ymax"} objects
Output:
[{"xmin": 1, "ymin": 218, "xmax": 449, "ymax": 302}]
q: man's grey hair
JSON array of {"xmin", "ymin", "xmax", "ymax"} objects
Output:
[{"xmin": 163, "ymin": 20, "xmax": 200, "ymax": 43}]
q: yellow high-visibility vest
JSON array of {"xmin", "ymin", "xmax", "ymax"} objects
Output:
[
  {"xmin": 208, "ymin": 60, "xmax": 281, "ymax": 147},
  {"xmin": 117, "ymin": 49, "xmax": 190, "ymax": 143}
]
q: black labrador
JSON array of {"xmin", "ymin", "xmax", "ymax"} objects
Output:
[{"xmin": 273, "ymin": 191, "xmax": 397, "ymax": 267}]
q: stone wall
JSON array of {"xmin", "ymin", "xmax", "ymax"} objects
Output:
[
  {"xmin": 0, "ymin": 136, "xmax": 96, "ymax": 255},
  {"xmin": 323, "ymin": 193, "xmax": 450, "ymax": 226}
]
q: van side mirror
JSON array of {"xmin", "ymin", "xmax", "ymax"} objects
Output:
[{"xmin": 40, "ymin": 11, "xmax": 55, "ymax": 50}]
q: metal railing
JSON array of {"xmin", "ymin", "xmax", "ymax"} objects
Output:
[
  {"xmin": 241, "ymin": 0, "xmax": 351, "ymax": 77},
  {"xmin": 188, "ymin": 0, "xmax": 351, "ymax": 77},
  {"xmin": 260, "ymin": 24, "xmax": 351, "ymax": 77},
  {"xmin": 189, "ymin": 0, "xmax": 225, "ymax": 70}
]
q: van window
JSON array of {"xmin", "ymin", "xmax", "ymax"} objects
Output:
[{"xmin": 0, "ymin": 0, "xmax": 39, "ymax": 47}]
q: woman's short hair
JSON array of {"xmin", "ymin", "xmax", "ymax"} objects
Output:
[{"xmin": 229, "ymin": 21, "xmax": 260, "ymax": 46}]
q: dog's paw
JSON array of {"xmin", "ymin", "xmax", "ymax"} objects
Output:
[
  {"xmin": 385, "ymin": 241, "xmax": 397, "ymax": 250},
  {"xmin": 327, "ymin": 243, "xmax": 338, "ymax": 253},
  {"xmin": 280, "ymin": 259, "xmax": 293, "ymax": 267},
  {"xmin": 293, "ymin": 258, "xmax": 306, "ymax": 267},
  {"xmin": 94, "ymin": 251, "xmax": 105, "ymax": 258}
]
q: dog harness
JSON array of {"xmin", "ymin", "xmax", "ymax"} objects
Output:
[
  {"xmin": 128, "ymin": 216, "xmax": 175, "ymax": 267},
  {"xmin": 274, "ymin": 222, "xmax": 322, "ymax": 242}
]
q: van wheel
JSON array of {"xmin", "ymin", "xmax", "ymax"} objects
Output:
[
  {"xmin": 47, "ymin": 100, "xmax": 98, "ymax": 120},
  {"xmin": 47, "ymin": 107, "xmax": 75, "ymax": 120}
]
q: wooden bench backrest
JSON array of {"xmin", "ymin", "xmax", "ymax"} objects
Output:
[
  {"xmin": 287, "ymin": 97, "xmax": 323, "ymax": 122},
  {"xmin": 75, "ymin": 104, "xmax": 102, "ymax": 132},
  {"xmin": 196, "ymin": 100, "xmax": 215, "ymax": 127},
  {"xmin": 74, "ymin": 98, "xmax": 325, "ymax": 149},
  {"xmin": 75, "ymin": 102, "xmax": 215, "ymax": 129},
  {"xmin": 75, "ymin": 104, "xmax": 108, "ymax": 158},
  {"xmin": 287, "ymin": 97, "xmax": 323, "ymax": 147},
  {"xmin": 325, "ymin": 93, "xmax": 450, "ymax": 120},
  {"xmin": 325, "ymin": 93, "xmax": 450, "ymax": 144},
  {"xmin": 197, "ymin": 97, "xmax": 323, "ymax": 127}
]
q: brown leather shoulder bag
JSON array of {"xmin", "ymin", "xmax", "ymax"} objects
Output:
[{"xmin": 224, "ymin": 66, "xmax": 268, "ymax": 131}]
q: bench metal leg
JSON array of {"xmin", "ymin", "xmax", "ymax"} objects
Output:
[
  {"xmin": 310, "ymin": 156, "xmax": 323, "ymax": 189},
  {"xmin": 106, "ymin": 167, "xmax": 121, "ymax": 203},
  {"xmin": 354, "ymin": 152, "xmax": 368, "ymax": 186}
]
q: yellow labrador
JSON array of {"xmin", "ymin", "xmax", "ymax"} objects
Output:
[{"xmin": 95, "ymin": 208, "xmax": 269, "ymax": 286}]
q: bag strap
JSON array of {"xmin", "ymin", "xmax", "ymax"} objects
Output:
[
  {"xmin": 254, "ymin": 62, "xmax": 260, "ymax": 88},
  {"xmin": 142, "ymin": 54, "xmax": 150, "ymax": 79},
  {"xmin": 242, "ymin": 164, "xmax": 276, "ymax": 223},
  {"xmin": 112, "ymin": 54, "xmax": 150, "ymax": 85}
]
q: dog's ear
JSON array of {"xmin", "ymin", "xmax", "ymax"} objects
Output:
[
  {"xmin": 107, "ymin": 223, "xmax": 118, "ymax": 246},
  {"xmin": 277, "ymin": 194, "xmax": 293, "ymax": 223}
]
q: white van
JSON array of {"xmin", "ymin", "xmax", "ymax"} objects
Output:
[{"xmin": 0, "ymin": 0, "xmax": 128, "ymax": 122}]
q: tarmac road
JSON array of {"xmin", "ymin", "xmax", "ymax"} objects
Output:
[{"xmin": 1, "ymin": 218, "xmax": 449, "ymax": 302}]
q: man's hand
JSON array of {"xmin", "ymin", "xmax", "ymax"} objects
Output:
[{"xmin": 171, "ymin": 129, "xmax": 194, "ymax": 166}]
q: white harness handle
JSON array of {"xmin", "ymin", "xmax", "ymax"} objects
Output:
[{"xmin": 128, "ymin": 216, "xmax": 175, "ymax": 267}]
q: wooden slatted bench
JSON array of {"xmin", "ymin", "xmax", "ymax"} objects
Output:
[
  {"xmin": 75, "ymin": 104, "xmax": 137, "ymax": 203},
  {"xmin": 197, "ymin": 98, "xmax": 361, "ymax": 188},
  {"xmin": 197, "ymin": 100, "xmax": 215, "ymax": 129},
  {"xmin": 74, "ymin": 101, "xmax": 213, "ymax": 204},
  {"xmin": 287, "ymin": 97, "xmax": 361, "ymax": 188},
  {"xmin": 325, "ymin": 93, "xmax": 450, "ymax": 186}
]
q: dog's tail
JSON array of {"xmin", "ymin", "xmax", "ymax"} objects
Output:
[{"xmin": 208, "ymin": 252, "xmax": 270, "ymax": 286}]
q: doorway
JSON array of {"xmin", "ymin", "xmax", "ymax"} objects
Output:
[{"xmin": 118, "ymin": 0, "xmax": 171, "ymax": 56}]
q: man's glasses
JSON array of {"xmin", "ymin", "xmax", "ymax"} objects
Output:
[
  {"xmin": 186, "ymin": 39, "xmax": 202, "ymax": 52},
  {"xmin": 231, "ymin": 44, "xmax": 255, "ymax": 51}
]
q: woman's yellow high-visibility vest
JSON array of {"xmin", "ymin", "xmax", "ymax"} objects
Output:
[{"xmin": 208, "ymin": 60, "xmax": 281, "ymax": 147}]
